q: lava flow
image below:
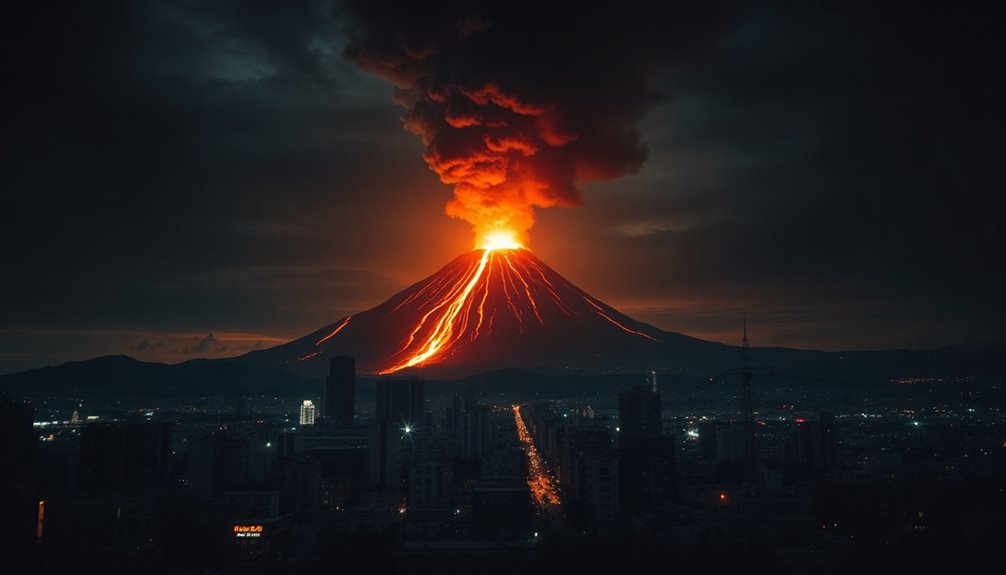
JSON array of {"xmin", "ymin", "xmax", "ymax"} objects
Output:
[
  {"xmin": 377, "ymin": 237, "xmax": 659, "ymax": 374},
  {"xmin": 513, "ymin": 404, "xmax": 560, "ymax": 508},
  {"xmin": 250, "ymin": 239, "xmax": 666, "ymax": 377}
]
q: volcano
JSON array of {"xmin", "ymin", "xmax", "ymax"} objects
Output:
[
  {"xmin": 237, "ymin": 248, "xmax": 729, "ymax": 378},
  {"xmin": 7, "ymin": 248, "xmax": 990, "ymax": 388}
]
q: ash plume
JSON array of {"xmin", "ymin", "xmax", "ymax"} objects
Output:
[{"xmin": 340, "ymin": 0, "xmax": 723, "ymax": 245}]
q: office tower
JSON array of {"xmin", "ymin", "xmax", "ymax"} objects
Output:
[
  {"xmin": 408, "ymin": 460, "xmax": 453, "ymax": 511},
  {"xmin": 617, "ymin": 386, "xmax": 662, "ymax": 436},
  {"xmin": 375, "ymin": 376, "xmax": 425, "ymax": 427},
  {"xmin": 564, "ymin": 428, "xmax": 619, "ymax": 523},
  {"xmin": 462, "ymin": 405, "xmax": 491, "ymax": 458},
  {"xmin": 299, "ymin": 400, "xmax": 317, "ymax": 426},
  {"xmin": 578, "ymin": 447, "xmax": 620, "ymax": 523},
  {"xmin": 324, "ymin": 356, "xmax": 355, "ymax": 428},
  {"xmin": 794, "ymin": 411, "xmax": 839, "ymax": 472},
  {"xmin": 445, "ymin": 393, "xmax": 463, "ymax": 442},
  {"xmin": 619, "ymin": 434, "xmax": 676, "ymax": 520},
  {"xmin": 616, "ymin": 385, "xmax": 674, "ymax": 520},
  {"xmin": 368, "ymin": 421, "xmax": 404, "ymax": 488}
]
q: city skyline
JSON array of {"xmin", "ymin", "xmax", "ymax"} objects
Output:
[{"xmin": 2, "ymin": 4, "xmax": 1003, "ymax": 572}]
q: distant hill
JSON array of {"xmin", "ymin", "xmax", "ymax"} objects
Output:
[
  {"xmin": 2, "ymin": 345, "xmax": 1002, "ymax": 404},
  {"xmin": 0, "ymin": 355, "xmax": 320, "ymax": 398}
]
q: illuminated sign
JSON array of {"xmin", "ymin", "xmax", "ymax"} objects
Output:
[{"xmin": 233, "ymin": 524, "xmax": 264, "ymax": 538}]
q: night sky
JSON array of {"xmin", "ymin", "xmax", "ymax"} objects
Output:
[{"xmin": 2, "ymin": 1, "xmax": 1003, "ymax": 374}]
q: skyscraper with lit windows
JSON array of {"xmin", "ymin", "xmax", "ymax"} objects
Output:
[{"xmin": 299, "ymin": 400, "xmax": 316, "ymax": 426}]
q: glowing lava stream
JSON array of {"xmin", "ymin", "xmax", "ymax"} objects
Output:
[
  {"xmin": 316, "ymin": 316, "xmax": 352, "ymax": 346},
  {"xmin": 374, "ymin": 244, "xmax": 660, "ymax": 375},
  {"xmin": 513, "ymin": 404, "xmax": 560, "ymax": 508},
  {"xmin": 379, "ymin": 248, "xmax": 497, "ymax": 374}
]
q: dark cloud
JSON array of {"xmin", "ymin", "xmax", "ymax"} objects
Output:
[
  {"xmin": 235, "ymin": 340, "xmax": 264, "ymax": 352},
  {"xmin": 189, "ymin": 333, "xmax": 219, "ymax": 355},
  {"xmin": 182, "ymin": 333, "xmax": 235, "ymax": 355},
  {"xmin": 130, "ymin": 340, "xmax": 165, "ymax": 353},
  {"xmin": 533, "ymin": 3, "xmax": 1005, "ymax": 349},
  {"xmin": 339, "ymin": 0, "xmax": 734, "ymax": 241}
]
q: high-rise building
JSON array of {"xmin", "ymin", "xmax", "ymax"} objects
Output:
[
  {"xmin": 794, "ymin": 411, "xmax": 839, "ymax": 472},
  {"xmin": 462, "ymin": 405, "xmax": 491, "ymax": 458},
  {"xmin": 619, "ymin": 434, "xmax": 676, "ymax": 520},
  {"xmin": 408, "ymin": 460, "xmax": 453, "ymax": 511},
  {"xmin": 376, "ymin": 377, "xmax": 425, "ymax": 427},
  {"xmin": 368, "ymin": 421, "xmax": 405, "ymax": 488},
  {"xmin": 324, "ymin": 356, "xmax": 355, "ymax": 428},
  {"xmin": 187, "ymin": 428, "xmax": 272, "ymax": 497},
  {"xmin": 481, "ymin": 446, "xmax": 522, "ymax": 484},
  {"xmin": 0, "ymin": 400, "xmax": 36, "ymax": 558},
  {"xmin": 78, "ymin": 422, "xmax": 172, "ymax": 495},
  {"xmin": 617, "ymin": 386, "xmax": 662, "ymax": 436},
  {"xmin": 299, "ymin": 400, "xmax": 317, "ymax": 426},
  {"xmin": 564, "ymin": 427, "xmax": 619, "ymax": 523},
  {"xmin": 578, "ymin": 447, "xmax": 620, "ymax": 523},
  {"xmin": 445, "ymin": 393, "xmax": 463, "ymax": 443}
]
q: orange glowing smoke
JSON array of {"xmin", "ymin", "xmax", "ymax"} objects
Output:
[
  {"xmin": 345, "ymin": 5, "xmax": 655, "ymax": 249},
  {"xmin": 338, "ymin": 0, "xmax": 694, "ymax": 257},
  {"xmin": 401, "ymin": 82, "xmax": 583, "ymax": 248},
  {"xmin": 479, "ymin": 230, "xmax": 523, "ymax": 251}
]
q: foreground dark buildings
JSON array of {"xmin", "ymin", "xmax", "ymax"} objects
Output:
[
  {"xmin": 1, "ymin": 356, "xmax": 1004, "ymax": 574},
  {"xmin": 323, "ymin": 356, "xmax": 355, "ymax": 428}
]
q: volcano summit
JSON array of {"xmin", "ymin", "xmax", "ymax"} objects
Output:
[{"xmin": 237, "ymin": 249, "xmax": 696, "ymax": 378}]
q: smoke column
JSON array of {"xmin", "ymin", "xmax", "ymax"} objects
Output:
[{"xmin": 341, "ymin": 1, "xmax": 705, "ymax": 247}]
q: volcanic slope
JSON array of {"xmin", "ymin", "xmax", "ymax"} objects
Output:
[{"xmin": 237, "ymin": 248, "xmax": 725, "ymax": 377}]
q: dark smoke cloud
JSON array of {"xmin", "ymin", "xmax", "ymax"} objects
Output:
[
  {"xmin": 339, "ymin": 0, "xmax": 731, "ymax": 241},
  {"xmin": 187, "ymin": 333, "xmax": 219, "ymax": 355}
]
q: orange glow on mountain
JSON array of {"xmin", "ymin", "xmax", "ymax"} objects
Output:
[
  {"xmin": 280, "ymin": 248, "xmax": 664, "ymax": 377},
  {"xmin": 374, "ymin": 248, "xmax": 660, "ymax": 375},
  {"xmin": 377, "ymin": 249, "xmax": 498, "ymax": 374}
]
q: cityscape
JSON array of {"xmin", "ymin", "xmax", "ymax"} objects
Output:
[{"xmin": 2, "ymin": 347, "xmax": 1003, "ymax": 573}]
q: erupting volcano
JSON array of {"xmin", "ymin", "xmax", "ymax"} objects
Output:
[
  {"xmin": 231, "ymin": 4, "xmax": 702, "ymax": 377},
  {"xmin": 376, "ymin": 243, "xmax": 659, "ymax": 374},
  {"xmin": 241, "ymin": 244, "xmax": 673, "ymax": 378}
]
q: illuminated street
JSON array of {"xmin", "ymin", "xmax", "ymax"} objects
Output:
[{"xmin": 512, "ymin": 405, "xmax": 561, "ymax": 509}]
